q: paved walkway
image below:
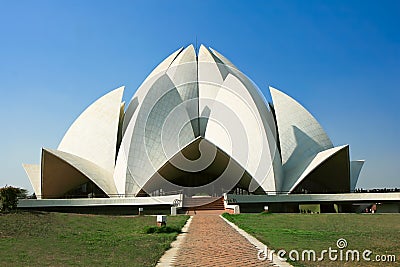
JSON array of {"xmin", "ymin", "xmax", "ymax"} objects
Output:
[{"xmin": 172, "ymin": 214, "xmax": 274, "ymax": 266}]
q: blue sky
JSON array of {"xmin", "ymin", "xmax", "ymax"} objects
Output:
[{"xmin": 0, "ymin": 1, "xmax": 399, "ymax": 192}]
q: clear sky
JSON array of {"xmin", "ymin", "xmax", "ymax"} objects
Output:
[{"xmin": 0, "ymin": 0, "xmax": 399, "ymax": 193}]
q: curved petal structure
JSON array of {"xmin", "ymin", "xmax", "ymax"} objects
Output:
[
  {"xmin": 114, "ymin": 105, "xmax": 141, "ymax": 195},
  {"xmin": 42, "ymin": 149, "xmax": 117, "ymax": 198},
  {"xmin": 288, "ymin": 145, "xmax": 350, "ymax": 193},
  {"xmin": 58, "ymin": 86, "xmax": 124, "ymax": 174},
  {"xmin": 270, "ymin": 87, "xmax": 334, "ymax": 192},
  {"xmin": 209, "ymin": 47, "xmax": 283, "ymax": 191},
  {"xmin": 122, "ymin": 48, "xmax": 183, "ymax": 134},
  {"xmin": 22, "ymin": 164, "xmax": 41, "ymax": 199},
  {"xmin": 167, "ymin": 45, "xmax": 199, "ymax": 135},
  {"xmin": 350, "ymin": 160, "xmax": 364, "ymax": 191},
  {"xmin": 116, "ymin": 45, "xmax": 283, "ymax": 196},
  {"xmin": 23, "ymin": 44, "xmax": 362, "ymax": 199}
]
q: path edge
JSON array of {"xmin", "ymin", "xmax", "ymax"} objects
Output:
[
  {"xmin": 156, "ymin": 216, "xmax": 193, "ymax": 267},
  {"xmin": 220, "ymin": 214, "xmax": 293, "ymax": 267}
]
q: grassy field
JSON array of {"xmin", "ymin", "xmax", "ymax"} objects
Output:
[
  {"xmin": 0, "ymin": 212, "xmax": 189, "ymax": 266},
  {"xmin": 223, "ymin": 213, "xmax": 400, "ymax": 267}
]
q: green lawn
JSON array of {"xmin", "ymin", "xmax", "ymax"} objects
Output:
[
  {"xmin": 0, "ymin": 212, "xmax": 189, "ymax": 266},
  {"xmin": 223, "ymin": 213, "xmax": 400, "ymax": 267}
]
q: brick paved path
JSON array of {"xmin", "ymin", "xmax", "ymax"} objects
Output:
[{"xmin": 173, "ymin": 215, "xmax": 273, "ymax": 266}]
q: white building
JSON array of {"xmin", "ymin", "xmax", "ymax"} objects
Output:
[{"xmin": 23, "ymin": 44, "xmax": 363, "ymax": 199}]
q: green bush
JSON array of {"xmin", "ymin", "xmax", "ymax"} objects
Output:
[
  {"xmin": 144, "ymin": 225, "xmax": 182, "ymax": 234},
  {"xmin": 260, "ymin": 211, "xmax": 273, "ymax": 215},
  {"xmin": 0, "ymin": 185, "xmax": 27, "ymax": 212}
]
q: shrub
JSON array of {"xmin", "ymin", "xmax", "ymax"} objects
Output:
[
  {"xmin": 0, "ymin": 185, "xmax": 27, "ymax": 212},
  {"xmin": 144, "ymin": 225, "xmax": 181, "ymax": 234},
  {"xmin": 260, "ymin": 211, "xmax": 273, "ymax": 215}
]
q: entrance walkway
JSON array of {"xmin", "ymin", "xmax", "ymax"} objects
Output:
[{"xmin": 173, "ymin": 214, "xmax": 273, "ymax": 266}]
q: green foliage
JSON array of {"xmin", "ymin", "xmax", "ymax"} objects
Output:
[
  {"xmin": 144, "ymin": 225, "xmax": 182, "ymax": 234},
  {"xmin": 0, "ymin": 185, "xmax": 28, "ymax": 212},
  {"xmin": 260, "ymin": 211, "xmax": 273, "ymax": 215}
]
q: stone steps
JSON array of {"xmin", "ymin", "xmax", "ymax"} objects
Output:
[{"xmin": 182, "ymin": 197, "xmax": 225, "ymax": 213}]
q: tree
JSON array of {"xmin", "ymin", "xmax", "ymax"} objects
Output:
[{"xmin": 0, "ymin": 185, "xmax": 28, "ymax": 212}]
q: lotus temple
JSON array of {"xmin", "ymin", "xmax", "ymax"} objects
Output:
[{"xmin": 20, "ymin": 44, "xmax": 400, "ymax": 213}]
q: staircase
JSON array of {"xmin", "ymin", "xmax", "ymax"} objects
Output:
[{"xmin": 182, "ymin": 196, "xmax": 225, "ymax": 215}]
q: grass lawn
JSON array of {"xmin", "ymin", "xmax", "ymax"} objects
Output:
[
  {"xmin": 0, "ymin": 212, "xmax": 189, "ymax": 266},
  {"xmin": 223, "ymin": 213, "xmax": 400, "ymax": 267}
]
